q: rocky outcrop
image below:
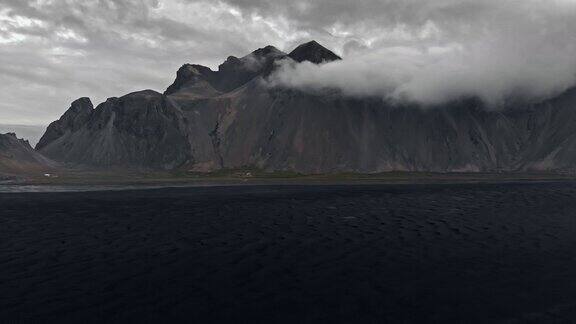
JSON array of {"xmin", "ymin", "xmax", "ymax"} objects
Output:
[
  {"xmin": 288, "ymin": 40, "xmax": 342, "ymax": 64},
  {"xmin": 165, "ymin": 45, "xmax": 287, "ymax": 97},
  {"xmin": 1, "ymin": 133, "xmax": 56, "ymax": 174},
  {"xmin": 38, "ymin": 41, "xmax": 576, "ymax": 173},
  {"xmin": 36, "ymin": 97, "xmax": 93, "ymax": 151},
  {"xmin": 164, "ymin": 64, "xmax": 220, "ymax": 97},
  {"xmin": 37, "ymin": 90, "xmax": 190, "ymax": 169}
]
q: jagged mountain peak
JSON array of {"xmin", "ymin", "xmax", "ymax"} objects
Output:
[
  {"xmin": 219, "ymin": 45, "xmax": 286, "ymax": 72},
  {"xmin": 1, "ymin": 132, "xmax": 32, "ymax": 150},
  {"xmin": 39, "ymin": 42, "xmax": 576, "ymax": 174},
  {"xmin": 288, "ymin": 40, "xmax": 342, "ymax": 64},
  {"xmin": 221, "ymin": 56, "xmax": 241, "ymax": 66},
  {"xmin": 3, "ymin": 132, "xmax": 18, "ymax": 139},
  {"xmin": 251, "ymin": 45, "xmax": 285, "ymax": 58},
  {"xmin": 36, "ymin": 97, "xmax": 93, "ymax": 150},
  {"xmin": 1, "ymin": 132, "xmax": 55, "ymax": 174},
  {"xmin": 165, "ymin": 46, "xmax": 288, "ymax": 96},
  {"xmin": 37, "ymin": 92, "xmax": 191, "ymax": 169},
  {"xmin": 165, "ymin": 64, "xmax": 218, "ymax": 96},
  {"xmin": 122, "ymin": 89, "xmax": 163, "ymax": 98},
  {"xmin": 1, "ymin": 132, "xmax": 31, "ymax": 151},
  {"xmin": 181, "ymin": 64, "xmax": 214, "ymax": 75},
  {"xmin": 69, "ymin": 97, "xmax": 93, "ymax": 114}
]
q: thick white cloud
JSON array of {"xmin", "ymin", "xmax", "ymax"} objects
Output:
[{"xmin": 258, "ymin": 0, "xmax": 576, "ymax": 105}]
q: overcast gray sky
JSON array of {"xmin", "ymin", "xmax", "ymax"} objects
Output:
[{"xmin": 1, "ymin": 0, "xmax": 576, "ymax": 126}]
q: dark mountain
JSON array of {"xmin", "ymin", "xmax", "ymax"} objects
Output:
[
  {"xmin": 0, "ymin": 124, "xmax": 45, "ymax": 147},
  {"xmin": 163, "ymin": 64, "xmax": 219, "ymax": 97},
  {"xmin": 0, "ymin": 133, "xmax": 56, "ymax": 174},
  {"xmin": 38, "ymin": 90, "xmax": 189, "ymax": 169},
  {"xmin": 37, "ymin": 41, "xmax": 576, "ymax": 173},
  {"xmin": 36, "ymin": 97, "xmax": 93, "ymax": 151},
  {"xmin": 165, "ymin": 45, "xmax": 286, "ymax": 96},
  {"xmin": 288, "ymin": 40, "xmax": 342, "ymax": 64}
]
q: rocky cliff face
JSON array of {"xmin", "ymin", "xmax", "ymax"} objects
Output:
[
  {"xmin": 0, "ymin": 133, "xmax": 56, "ymax": 174},
  {"xmin": 37, "ymin": 90, "xmax": 190, "ymax": 169},
  {"xmin": 36, "ymin": 97, "xmax": 93, "ymax": 151},
  {"xmin": 37, "ymin": 41, "xmax": 576, "ymax": 173},
  {"xmin": 165, "ymin": 45, "xmax": 286, "ymax": 97}
]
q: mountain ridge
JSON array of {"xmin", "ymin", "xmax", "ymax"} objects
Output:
[
  {"xmin": 1, "ymin": 132, "xmax": 56, "ymax": 174},
  {"xmin": 34, "ymin": 41, "xmax": 576, "ymax": 173}
]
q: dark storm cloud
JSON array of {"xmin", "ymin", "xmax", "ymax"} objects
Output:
[{"xmin": 1, "ymin": 0, "xmax": 576, "ymax": 128}]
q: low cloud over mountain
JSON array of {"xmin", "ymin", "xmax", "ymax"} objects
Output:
[
  {"xmin": 256, "ymin": 0, "xmax": 576, "ymax": 105},
  {"xmin": 34, "ymin": 42, "xmax": 576, "ymax": 173}
]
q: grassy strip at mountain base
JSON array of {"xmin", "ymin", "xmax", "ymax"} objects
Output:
[{"xmin": 4, "ymin": 166, "xmax": 576, "ymax": 186}]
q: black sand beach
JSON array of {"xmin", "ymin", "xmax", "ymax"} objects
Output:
[{"xmin": 1, "ymin": 183, "xmax": 576, "ymax": 323}]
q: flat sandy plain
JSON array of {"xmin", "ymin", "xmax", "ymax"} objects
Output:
[{"xmin": 1, "ymin": 182, "xmax": 576, "ymax": 323}]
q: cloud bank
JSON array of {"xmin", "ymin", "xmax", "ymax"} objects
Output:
[{"xmin": 257, "ymin": 0, "xmax": 576, "ymax": 105}]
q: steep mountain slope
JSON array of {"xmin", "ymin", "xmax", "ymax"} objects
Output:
[
  {"xmin": 37, "ymin": 41, "xmax": 576, "ymax": 173},
  {"xmin": 0, "ymin": 133, "xmax": 56, "ymax": 174},
  {"xmin": 36, "ymin": 97, "xmax": 94, "ymax": 151},
  {"xmin": 173, "ymin": 86, "xmax": 530, "ymax": 173},
  {"xmin": 0, "ymin": 124, "xmax": 45, "ymax": 147},
  {"xmin": 514, "ymin": 88, "xmax": 576, "ymax": 170},
  {"xmin": 38, "ymin": 91, "xmax": 190, "ymax": 169}
]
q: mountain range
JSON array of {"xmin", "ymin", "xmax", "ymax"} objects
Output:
[
  {"xmin": 4, "ymin": 41, "xmax": 576, "ymax": 174},
  {"xmin": 0, "ymin": 133, "xmax": 55, "ymax": 175}
]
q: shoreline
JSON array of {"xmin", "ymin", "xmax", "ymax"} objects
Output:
[
  {"xmin": 2, "ymin": 176, "xmax": 576, "ymax": 193},
  {"xmin": 2, "ymin": 169, "xmax": 576, "ymax": 188}
]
